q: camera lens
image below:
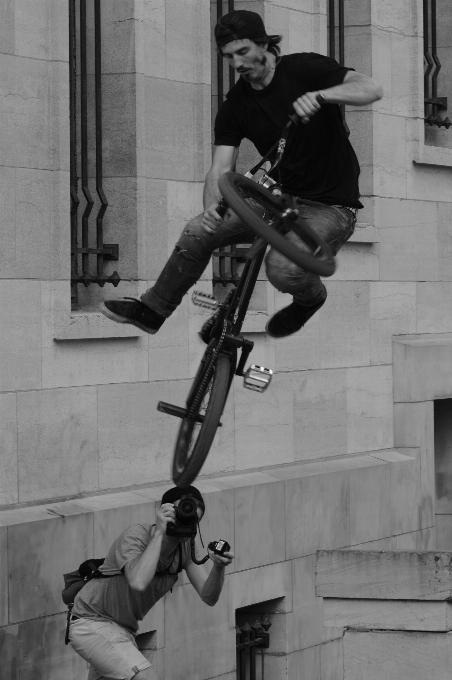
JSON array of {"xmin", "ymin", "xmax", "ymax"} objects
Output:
[{"xmin": 175, "ymin": 495, "xmax": 198, "ymax": 525}]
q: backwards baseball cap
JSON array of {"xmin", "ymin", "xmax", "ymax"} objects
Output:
[
  {"xmin": 215, "ymin": 10, "xmax": 279, "ymax": 48},
  {"xmin": 161, "ymin": 485, "xmax": 205, "ymax": 509}
]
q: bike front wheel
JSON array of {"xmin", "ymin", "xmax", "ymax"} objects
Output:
[
  {"xmin": 219, "ymin": 172, "xmax": 336, "ymax": 277},
  {"xmin": 172, "ymin": 352, "xmax": 232, "ymax": 487}
]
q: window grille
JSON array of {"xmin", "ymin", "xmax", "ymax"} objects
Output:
[
  {"xmin": 423, "ymin": 0, "xmax": 451, "ymax": 128},
  {"xmin": 236, "ymin": 619, "xmax": 271, "ymax": 680},
  {"xmin": 69, "ymin": 0, "xmax": 120, "ymax": 301}
]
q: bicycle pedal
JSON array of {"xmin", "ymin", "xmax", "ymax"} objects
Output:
[
  {"xmin": 243, "ymin": 365, "xmax": 273, "ymax": 392},
  {"xmin": 192, "ymin": 290, "xmax": 219, "ymax": 311}
]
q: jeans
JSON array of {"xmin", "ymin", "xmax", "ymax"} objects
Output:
[{"xmin": 141, "ymin": 197, "xmax": 356, "ymax": 317}]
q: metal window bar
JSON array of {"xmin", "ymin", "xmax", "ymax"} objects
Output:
[
  {"xmin": 423, "ymin": 0, "xmax": 451, "ymax": 128},
  {"xmin": 327, "ymin": 0, "xmax": 348, "ymax": 130},
  {"xmin": 236, "ymin": 620, "xmax": 270, "ymax": 680},
  {"xmin": 69, "ymin": 0, "xmax": 120, "ymax": 295}
]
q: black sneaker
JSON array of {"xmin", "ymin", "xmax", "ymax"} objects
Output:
[
  {"xmin": 100, "ymin": 298, "xmax": 165, "ymax": 334},
  {"xmin": 266, "ymin": 295, "xmax": 326, "ymax": 339}
]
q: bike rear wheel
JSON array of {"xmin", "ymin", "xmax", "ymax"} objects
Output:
[
  {"xmin": 219, "ymin": 172, "xmax": 336, "ymax": 277},
  {"xmin": 172, "ymin": 351, "xmax": 233, "ymax": 487}
]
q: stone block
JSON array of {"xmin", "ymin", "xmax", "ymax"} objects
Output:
[
  {"xmin": 9, "ymin": 513, "xmax": 93, "ymax": 622},
  {"xmin": 137, "ymin": 179, "xmax": 167, "ymax": 280},
  {"xmin": 50, "ymin": 170, "xmax": 71, "ymax": 281},
  {"xmin": 323, "ymin": 598, "xmax": 452, "ymax": 631},
  {"xmin": 49, "ymin": 59, "xmax": 70, "ymax": 172},
  {"xmin": 98, "ymin": 381, "xmax": 173, "ymax": 489},
  {"xmin": 144, "ymin": 77, "xmax": 205, "ymax": 182},
  {"xmin": 417, "ymin": 283, "xmax": 452, "ymax": 334},
  {"xmin": 393, "ymin": 335, "xmax": 452, "ymax": 402},
  {"xmin": 0, "ymin": 624, "xmax": 20, "ymax": 680},
  {"xmin": 15, "ymin": 168, "xmax": 52, "ymax": 278},
  {"xmin": 435, "ymin": 515, "xmax": 452, "ymax": 551},
  {"xmin": 0, "ymin": 54, "xmax": 52, "ymax": 169},
  {"xmin": 371, "ymin": 450, "xmax": 421, "ymax": 535},
  {"xmin": 394, "ymin": 403, "xmax": 434, "ymax": 528},
  {"xmin": 234, "ymin": 480, "xmax": 285, "ymax": 571},
  {"xmin": 0, "ymin": 280, "xmax": 41, "ymax": 392},
  {"xmin": 148, "ymin": 298, "xmax": 190, "ymax": 381},
  {"xmin": 320, "ymin": 638, "xmax": 343, "ymax": 680},
  {"xmin": 370, "ymin": 282, "xmax": 416, "ymax": 365},
  {"xmin": 316, "ymin": 550, "xmax": 452, "ymax": 600},
  {"xmin": 17, "ymin": 386, "xmax": 99, "ymax": 502},
  {"xmin": 438, "ymin": 202, "xmax": 452, "ymax": 281},
  {"xmin": 292, "ymin": 554, "xmax": 317, "ymax": 609},
  {"xmin": 286, "ymin": 601, "xmax": 343, "ymax": 652},
  {"xmin": 396, "ymin": 527, "xmax": 435, "ymax": 550},
  {"xmin": 234, "ymin": 372, "xmax": 294, "ymax": 469},
  {"xmin": 228, "ymin": 561, "xmax": 292, "ymax": 627},
  {"xmin": 135, "ymin": 0, "xmax": 165, "ymax": 78},
  {"xmin": 13, "ymin": 0, "xmax": 51, "ymax": 60},
  {"xmin": 0, "ymin": 527, "xmax": 7, "ymax": 626},
  {"xmin": 374, "ymin": 113, "xmax": 407, "ymax": 199},
  {"xmin": 344, "ymin": 629, "xmax": 452, "ymax": 680},
  {"xmin": 0, "ymin": 166, "xmax": 17, "ymax": 278},
  {"xmin": 285, "ymin": 467, "xmax": 349, "ymax": 559},
  {"xmin": 377, "ymin": 198, "xmax": 438, "ymax": 281},
  {"xmin": 41, "ymin": 282, "xmax": 149, "ymax": 389},
  {"xmin": 407, "ymin": 159, "xmax": 452, "ymax": 203},
  {"xmin": 351, "ymin": 536, "xmax": 398, "ymax": 550},
  {"xmin": 0, "ymin": 393, "xmax": 18, "ymax": 505},
  {"xmin": 165, "ymin": 0, "xmax": 198, "ymax": 84},
  {"xmin": 102, "ymin": 73, "xmax": 137, "ymax": 178},
  {"xmin": 374, "ymin": 0, "xmax": 418, "ymax": 35},
  {"xmin": 345, "ymin": 110, "xmax": 374, "ymax": 197},
  {"xmin": 19, "ymin": 613, "xmax": 87, "ymax": 680},
  {"xmin": 93, "ymin": 501, "xmax": 156, "ymax": 557},
  {"xmin": 288, "ymin": 645, "xmax": 320, "ymax": 680},
  {"xmin": 164, "ymin": 581, "xmax": 233, "ymax": 680},
  {"xmin": 348, "ymin": 458, "xmax": 392, "ymax": 545},
  {"xmin": 346, "ymin": 366, "xmax": 394, "ymax": 454},
  {"xmin": 0, "ymin": 0, "xmax": 15, "ymax": 55},
  {"xmin": 275, "ymin": 282, "xmax": 371, "ymax": 372},
  {"xmin": 293, "ymin": 369, "xmax": 348, "ymax": 461},
  {"xmin": 92, "ymin": 0, "xmax": 135, "ymax": 75},
  {"xmin": 334, "ymin": 242, "xmax": 380, "ymax": 281}
]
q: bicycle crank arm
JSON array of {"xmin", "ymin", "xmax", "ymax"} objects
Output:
[
  {"xmin": 157, "ymin": 401, "xmax": 222, "ymax": 426},
  {"xmin": 235, "ymin": 339, "xmax": 255, "ymax": 376}
]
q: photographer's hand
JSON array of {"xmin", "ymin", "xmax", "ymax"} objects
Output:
[
  {"xmin": 155, "ymin": 503, "xmax": 176, "ymax": 536},
  {"xmin": 208, "ymin": 549, "xmax": 234, "ymax": 569}
]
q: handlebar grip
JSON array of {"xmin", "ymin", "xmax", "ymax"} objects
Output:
[
  {"xmin": 217, "ymin": 198, "xmax": 228, "ymax": 218},
  {"xmin": 289, "ymin": 93, "xmax": 326, "ymax": 125}
]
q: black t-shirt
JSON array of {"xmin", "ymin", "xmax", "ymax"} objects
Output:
[{"xmin": 214, "ymin": 52, "xmax": 363, "ymax": 208}]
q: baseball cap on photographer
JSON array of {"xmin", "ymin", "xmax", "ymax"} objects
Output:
[
  {"xmin": 161, "ymin": 485, "xmax": 205, "ymax": 510},
  {"xmin": 214, "ymin": 9, "xmax": 279, "ymax": 48}
]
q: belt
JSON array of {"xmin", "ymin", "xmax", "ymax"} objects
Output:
[{"xmin": 333, "ymin": 204, "xmax": 358, "ymax": 217}]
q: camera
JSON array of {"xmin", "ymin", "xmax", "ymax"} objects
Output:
[
  {"xmin": 166, "ymin": 494, "xmax": 199, "ymax": 538},
  {"xmin": 208, "ymin": 539, "xmax": 231, "ymax": 556}
]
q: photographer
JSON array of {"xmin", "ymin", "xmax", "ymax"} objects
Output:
[{"xmin": 68, "ymin": 486, "xmax": 234, "ymax": 680}]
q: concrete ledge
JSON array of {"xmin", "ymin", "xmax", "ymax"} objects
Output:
[
  {"xmin": 316, "ymin": 550, "xmax": 452, "ymax": 600},
  {"xmin": 323, "ymin": 598, "xmax": 452, "ymax": 631}
]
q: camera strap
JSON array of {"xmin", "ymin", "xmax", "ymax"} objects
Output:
[{"xmin": 155, "ymin": 543, "xmax": 183, "ymax": 576}]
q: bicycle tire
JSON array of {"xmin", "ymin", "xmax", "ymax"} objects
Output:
[
  {"xmin": 172, "ymin": 352, "xmax": 232, "ymax": 487},
  {"xmin": 219, "ymin": 172, "xmax": 336, "ymax": 277}
]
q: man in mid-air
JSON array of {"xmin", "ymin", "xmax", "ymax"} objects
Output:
[{"xmin": 101, "ymin": 10, "xmax": 382, "ymax": 339}]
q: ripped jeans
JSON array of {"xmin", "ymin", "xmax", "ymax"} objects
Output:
[{"xmin": 141, "ymin": 197, "xmax": 356, "ymax": 318}]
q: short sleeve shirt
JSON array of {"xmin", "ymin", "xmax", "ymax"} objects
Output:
[
  {"xmin": 214, "ymin": 52, "xmax": 363, "ymax": 208},
  {"xmin": 72, "ymin": 524, "xmax": 193, "ymax": 634}
]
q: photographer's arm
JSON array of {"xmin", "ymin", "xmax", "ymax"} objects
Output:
[
  {"xmin": 186, "ymin": 551, "xmax": 234, "ymax": 607},
  {"xmin": 124, "ymin": 504, "xmax": 175, "ymax": 592}
]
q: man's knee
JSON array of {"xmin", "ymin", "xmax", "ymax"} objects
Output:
[
  {"xmin": 132, "ymin": 666, "xmax": 160, "ymax": 680},
  {"xmin": 265, "ymin": 249, "xmax": 306, "ymax": 293}
]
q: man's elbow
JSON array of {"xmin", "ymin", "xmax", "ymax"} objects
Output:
[
  {"xmin": 201, "ymin": 595, "xmax": 218, "ymax": 607},
  {"xmin": 127, "ymin": 577, "xmax": 147, "ymax": 593},
  {"xmin": 372, "ymin": 83, "xmax": 384, "ymax": 102}
]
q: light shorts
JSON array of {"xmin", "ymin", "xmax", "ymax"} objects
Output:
[{"xmin": 69, "ymin": 617, "xmax": 152, "ymax": 680}]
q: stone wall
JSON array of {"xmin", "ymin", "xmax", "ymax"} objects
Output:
[{"xmin": 0, "ymin": 451, "xmax": 430, "ymax": 680}]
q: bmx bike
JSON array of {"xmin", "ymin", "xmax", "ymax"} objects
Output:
[{"xmin": 158, "ymin": 109, "xmax": 336, "ymax": 487}]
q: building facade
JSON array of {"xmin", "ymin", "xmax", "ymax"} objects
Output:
[{"xmin": 1, "ymin": 0, "xmax": 452, "ymax": 678}]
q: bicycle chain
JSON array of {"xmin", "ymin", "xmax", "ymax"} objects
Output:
[{"xmin": 187, "ymin": 319, "xmax": 228, "ymax": 419}]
